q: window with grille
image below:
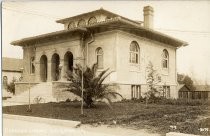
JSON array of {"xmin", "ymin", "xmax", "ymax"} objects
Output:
[
  {"xmin": 88, "ymin": 17, "xmax": 97, "ymax": 25},
  {"xmin": 129, "ymin": 41, "xmax": 139, "ymax": 64},
  {"xmin": 3, "ymin": 76, "xmax": 8, "ymax": 88},
  {"xmin": 68, "ymin": 22, "xmax": 76, "ymax": 29},
  {"xmin": 96, "ymin": 47, "xmax": 103, "ymax": 69},
  {"xmin": 163, "ymin": 86, "xmax": 170, "ymax": 98},
  {"xmin": 131, "ymin": 85, "xmax": 141, "ymax": 99},
  {"xmin": 162, "ymin": 49, "xmax": 169, "ymax": 69},
  {"xmin": 77, "ymin": 19, "xmax": 86, "ymax": 27}
]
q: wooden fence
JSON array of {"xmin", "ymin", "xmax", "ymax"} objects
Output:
[{"xmin": 179, "ymin": 91, "xmax": 210, "ymax": 100}]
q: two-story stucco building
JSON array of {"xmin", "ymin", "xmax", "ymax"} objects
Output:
[{"xmin": 11, "ymin": 6, "xmax": 188, "ymax": 101}]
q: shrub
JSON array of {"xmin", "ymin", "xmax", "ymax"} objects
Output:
[
  {"xmin": 60, "ymin": 64, "xmax": 123, "ymax": 108},
  {"xmin": 124, "ymin": 96, "xmax": 209, "ymax": 106},
  {"xmin": 7, "ymin": 79, "xmax": 16, "ymax": 94},
  {"xmin": 65, "ymin": 98, "xmax": 71, "ymax": 102},
  {"xmin": 151, "ymin": 98, "xmax": 209, "ymax": 106}
]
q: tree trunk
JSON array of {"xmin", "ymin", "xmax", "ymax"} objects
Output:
[{"xmin": 84, "ymin": 95, "xmax": 93, "ymax": 108}]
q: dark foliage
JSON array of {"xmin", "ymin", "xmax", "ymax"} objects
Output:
[{"xmin": 60, "ymin": 64, "xmax": 122, "ymax": 108}]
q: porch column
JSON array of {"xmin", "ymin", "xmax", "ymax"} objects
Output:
[
  {"xmin": 59, "ymin": 59, "xmax": 65, "ymax": 81},
  {"xmin": 47, "ymin": 61, "xmax": 52, "ymax": 82},
  {"xmin": 35, "ymin": 61, "xmax": 41, "ymax": 82}
]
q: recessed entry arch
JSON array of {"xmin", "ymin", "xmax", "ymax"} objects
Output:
[
  {"xmin": 64, "ymin": 51, "xmax": 74, "ymax": 72},
  {"xmin": 40, "ymin": 55, "xmax": 48, "ymax": 82},
  {"xmin": 51, "ymin": 53, "xmax": 60, "ymax": 81}
]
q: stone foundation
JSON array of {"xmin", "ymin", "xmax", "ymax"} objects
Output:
[
  {"xmin": 52, "ymin": 81, "xmax": 80, "ymax": 101},
  {"xmin": 15, "ymin": 82, "xmax": 39, "ymax": 95}
]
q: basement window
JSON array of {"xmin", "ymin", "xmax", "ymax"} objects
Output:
[{"xmin": 131, "ymin": 85, "xmax": 141, "ymax": 99}]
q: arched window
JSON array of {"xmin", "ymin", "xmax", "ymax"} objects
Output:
[
  {"xmin": 68, "ymin": 22, "xmax": 76, "ymax": 29},
  {"xmin": 96, "ymin": 47, "xmax": 103, "ymax": 69},
  {"xmin": 88, "ymin": 17, "xmax": 97, "ymax": 25},
  {"xmin": 105, "ymin": 16, "xmax": 111, "ymax": 20},
  {"xmin": 3, "ymin": 76, "xmax": 8, "ymax": 88},
  {"xmin": 162, "ymin": 49, "xmax": 169, "ymax": 68},
  {"xmin": 129, "ymin": 41, "xmax": 139, "ymax": 64},
  {"xmin": 77, "ymin": 19, "xmax": 86, "ymax": 27},
  {"xmin": 30, "ymin": 57, "xmax": 35, "ymax": 74}
]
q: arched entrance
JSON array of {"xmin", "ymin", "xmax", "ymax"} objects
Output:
[
  {"xmin": 51, "ymin": 53, "xmax": 60, "ymax": 81},
  {"xmin": 40, "ymin": 55, "xmax": 48, "ymax": 82},
  {"xmin": 64, "ymin": 51, "xmax": 73, "ymax": 72}
]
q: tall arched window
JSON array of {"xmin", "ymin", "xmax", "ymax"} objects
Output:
[
  {"xmin": 68, "ymin": 22, "xmax": 76, "ymax": 29},
  {"xmin": 88, "ymin": 17, "xmax": 97, "ymax": 25},
  {"xmin": 77, "ymin": 19, "xmax": 86, "ymax": 27},
  {"xmin": 3, "ymin": 76, "xmax": 8, "ymax": 88},
  {"xmin": 162, "ymin": 49, "xmax": 169, "ymax": 68},
  {"xmin": 96, "ymin": 47, "xmax": 103, "ymax": 69},
  {"xmin": 129, "ymin": 41, "xmax": 139, "ymax": 64}
]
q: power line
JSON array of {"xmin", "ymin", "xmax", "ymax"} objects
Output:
[
  {"xmin": 97, "ymin": 24, "xmax": 210, "ymax": 36},
  {"xmin": 3, "ymin": 3, "xmax": 63, "ymax": 19},
  {"xmin": 2, "ymin": 6, "xmax": 62, "ymax": 20},
  {"xmin": 156, "ymin": 28, "xmax": 210, "ymax": 34},
  {"xmin": 2, "ymin": 5, "xmax": 210, "ymax": 36}
]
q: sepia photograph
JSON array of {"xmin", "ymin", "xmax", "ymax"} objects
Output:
[{"xmin": 2, "ymin": 1, "xmax": 210, "ymax": 136}]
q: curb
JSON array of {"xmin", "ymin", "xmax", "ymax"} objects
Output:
[
  {"xmin": 3, "ymin": 114, "xmax": 81, "ymax": 128},
  {"xmin": 166, "ymin": 132, "xmax": 199, "ymax": 136}
]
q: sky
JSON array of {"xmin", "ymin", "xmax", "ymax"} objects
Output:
[{"xmin": 2, "ymin": 1, "xmax": 210, "ymax": 84}]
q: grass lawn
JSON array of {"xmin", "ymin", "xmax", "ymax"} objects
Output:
[{"xmin": 3, "ymin": 101, "xmax": 210, "ymax": 135}]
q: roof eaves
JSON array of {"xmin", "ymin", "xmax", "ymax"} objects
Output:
[
  {"xmin": 56, "ymin": 8, "xmax": 143, "ymax": 25},
  {"xmin": 11, "ymin": 27, "xmax": 87, "ymax": 46},
  {"xmin": 115, "ymin": 18, "xmax": 188, "ymax": 47},
  {"xmin": 11, "ymin": 17, "xmax": 187, "ymax": 47}
]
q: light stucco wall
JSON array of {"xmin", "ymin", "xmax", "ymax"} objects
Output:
[
  {"xmin": 86, "ymin": 31, "xmax": 117, "ymax": 84},
  {"xmin": 2, "ymin": 71, "xmax": 21, "ymax": 83},
  {"xmin": 22, "ymin": 35, "xmax": 81, "ymax": 82},
  {"xmin": 22, "ymin": 29, "xmax": 179, "ymax": 99},
  {"xmin": 113, "ymin": 31, "xmax": 178, "ymax": 98}
]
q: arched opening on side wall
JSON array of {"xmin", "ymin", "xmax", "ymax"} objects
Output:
[
  {"xmin": 51, "ymin": 53, "xmax": 60, "ymax": 81},
  {"xmin": 40, "ymin": 55, "xmax": 48, "ymax": 82},
  {"xmin": 64, "ymin": 51, "xmax": 73, "ymax": 72}
]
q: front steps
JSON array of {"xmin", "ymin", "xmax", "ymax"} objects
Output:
[{"xmin": 3, "ymin": 82, "xmax": 56, "ymax": 106}]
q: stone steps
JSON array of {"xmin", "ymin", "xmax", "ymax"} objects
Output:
[{"xmin": 5, "ymin": 82, "xmax": 56, "ymax": 104}]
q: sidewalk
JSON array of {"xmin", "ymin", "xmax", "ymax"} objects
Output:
[{"xmin": 3, "ymin": 114, "xmax": 161, "ymax": 136}]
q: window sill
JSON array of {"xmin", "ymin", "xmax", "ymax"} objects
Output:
[
  {"xmin": 162, "ymin": 68, "xmax": 169, "ymax": 75},
  {"xmin": 129, "ymin": 63, "xmax": 140, "ymax": 72},
  {"xmin": 129, "ymin": 63, "xmax": 140, "ymax": 66}
]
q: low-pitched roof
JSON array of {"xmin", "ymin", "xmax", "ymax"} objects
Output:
[
  {"xmin": 195, "ymin": 85, "xmax": 210, "ymax": 91},
  {"xmin": 11, "ymin": 17, "xmax": 188, "ymax": 47},
  {"xmin": 56, "ymin": 8, "xmax": 143, "ymax": 25},
  {"xmin": 178, "ymin": 84, "xmax": 191, "ymax": 92},
  {"xmin": 2, "ymin": 57, "xmax": 23, "ymax": 72},
  {"xmin": 177, "ymin": 84, "xmax": 185, "ymax": 90}
]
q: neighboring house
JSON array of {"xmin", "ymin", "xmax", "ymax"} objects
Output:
[
  {"xmin": 11, "ymin": 6, "xmax": 188, "ymax": 100},
  {"xmin": 178, "ymin": 84, "xmax": 210, "ymax": 100},
  {"xmin": 178, "ymin": 84, "xmax": 191, "ymax": 99},
  {"xmin": 2, "ymin": 57, "xmax": 23, "ymax": 96}
]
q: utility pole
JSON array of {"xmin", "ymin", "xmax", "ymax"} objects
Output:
[{"xmin": 81, "ymin": 32, "xmax": 85, "ymax": 115}]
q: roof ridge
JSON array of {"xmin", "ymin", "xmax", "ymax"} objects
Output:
[{"xmin": 56, "ymin": 8, "xmax": 143, "ymax": 25}]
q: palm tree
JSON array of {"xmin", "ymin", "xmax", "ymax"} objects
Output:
[{"xmin": 61, "ymin": 64, "xmax": 123, "ymax": 108}]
